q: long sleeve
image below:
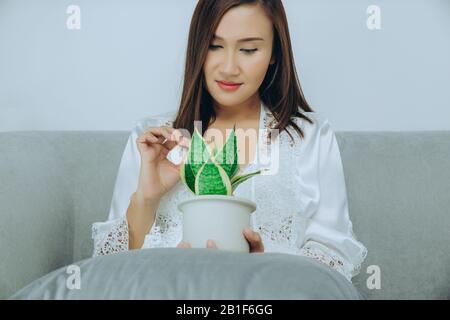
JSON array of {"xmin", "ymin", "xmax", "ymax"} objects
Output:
[
  {"xmin": 296, "ymin": 117, "xmax": 368, "ymax": 282},
  {"xmin": 91, "ymin": 124, "xmax": 140, "ymax": 257},
  {"xmin": 91, "ymin": 118, "xmax": 169, "ymax": 257}
]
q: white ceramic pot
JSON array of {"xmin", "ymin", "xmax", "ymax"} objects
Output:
[{"xmin": 177, "ymin": 195, "xmax": 257, "ymax": 253}]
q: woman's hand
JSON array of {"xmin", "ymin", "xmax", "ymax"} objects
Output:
[
  {"xmin": 136, "ymin": 126, "xmax": 190, "ymax": 201},
  {"xmin": 176, "ymin": 228, "xmax": 264, "ymax": 253},
  {"xmin": 127, "ymin": 127, "xmax": 190, "ymax": 250}
]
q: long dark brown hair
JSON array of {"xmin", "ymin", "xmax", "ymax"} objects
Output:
[{"xmin": 172, "ymin": 0, "xmax": 314, "ymax": 144}]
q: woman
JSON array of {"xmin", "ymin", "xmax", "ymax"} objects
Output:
[{"xmin": 92, "ymin": 0, "xmax": 367, "ymax": 284}]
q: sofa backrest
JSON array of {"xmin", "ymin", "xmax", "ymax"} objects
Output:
[
  {"xmin": 338, "ymin": 131, "xmax": 450, "ymax": 299},
  {"xmin": 1, "ymin": 131, "xmax": 449, "ymax": 299}
]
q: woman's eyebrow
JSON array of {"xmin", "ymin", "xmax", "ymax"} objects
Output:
[{"xmin": 213, "ymin": 34, "xmax": 265, "ymax": 43}]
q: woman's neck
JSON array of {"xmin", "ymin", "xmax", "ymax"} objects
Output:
[{"xmin": 213, "ymin": 95, "xmax": 261, "ymax": 124}]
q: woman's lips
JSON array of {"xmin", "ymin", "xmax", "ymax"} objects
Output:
[{"xmin": 216, "ymin": 80, "xmax": 243, "ymax": 92}]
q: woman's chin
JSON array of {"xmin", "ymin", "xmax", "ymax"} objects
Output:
[{"xmin": 210, "ymin": 94, "xmax": 251, "ymax": 109}]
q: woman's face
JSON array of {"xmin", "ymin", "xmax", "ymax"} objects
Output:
[{"xmin": 203, "ymin": 4, "xmax": 275, "ymax": 109}]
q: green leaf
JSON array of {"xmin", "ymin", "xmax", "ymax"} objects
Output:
[
  {"xmin": 230, "ymin": 169, "xmax": 267, "ymax": 192},
  {"xmin": 180, "ymin": 126, "xmax": 212, "ymax": 194},
  {"xmin": 179, "ymin": 161, "xmax": 196, "ymax": 194},
  {"xmin": 195, "ymin": 158, "xmax": 232, "ymax": 195},
  {"xmin": 211, "ymin": 142, "xmax": 218, "ymax": 158},
  {"xmin": 188, "ymin": 127, "xmax": 212, "ymax": 177},
  {"xmin": 213, "ymin": 124, "xmax": 239, "ymax": 179}
]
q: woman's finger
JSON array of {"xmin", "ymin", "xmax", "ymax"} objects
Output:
[
  {"xmin": 177, "ymin": 241, "xmax": 191, "ymax": 248},
  {"xmin": 176, "ymin": 242, "xmax": 185, "ymax": 248},
  {"xmin": 137, "ymin": 132, "xmax": 158, "ymax": 144},
  {"xmin": 206, "ymin": 239, "xmax": 218, "ymax": 249},
  {"xmin": 137, "ymin": 133, "xmax": 171, "ymax": 156},
  {"xmin": 147, "ymin": 127, "xmax": 191, "ymax": 150},
  {"xmin": 243, "ymin": 228, "xmax": 264, "ymax": 253},
  {"xmin": 167, "ymin": 128, "xmax": 191, "ymax": 149},
  {"xmin": 141, "ymin": 127, "xmax": 176, "ymax": 149}
]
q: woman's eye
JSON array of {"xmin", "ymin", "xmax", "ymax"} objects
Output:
[
  {"xmin": 241, "ymin": 49, "xmax": 258, "ymax": 54},
  {"xmin": 209, "ymin": 45, "xmax": 258, "ymax": 54},
  {"xmin": 209, "ymin": 45, "xmax": 222, "ymax": 50}
]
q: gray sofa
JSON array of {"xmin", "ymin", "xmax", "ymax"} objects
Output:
[{"xmin": 1, "ymin": 130, "xmax": 449, "ymax": 299}]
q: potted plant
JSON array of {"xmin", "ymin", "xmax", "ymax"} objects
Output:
[{"xmin": 177, "ymin": 124, "xmax": 267, "ymax": 252}]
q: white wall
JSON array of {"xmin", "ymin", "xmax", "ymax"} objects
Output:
[{"xmin": 1, "ymin": 0, "xmax": 449, "ymax": 132}]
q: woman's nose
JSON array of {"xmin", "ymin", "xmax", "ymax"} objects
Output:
[{"xmin": 220, "ymin": 53, "xmax": 240, "ymax": 75}]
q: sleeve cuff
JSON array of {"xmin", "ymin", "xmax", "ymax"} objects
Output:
[
  {"xmin": 143, "ymin": 224, "xmax": 164, "ymax": 248},
  {"xmin": 297, "ymin": 241, "xmax": 358, "ymax": 282},
  {"xmin": 92, "ymin": 217, "xmax": 129, "ymax": 257}
]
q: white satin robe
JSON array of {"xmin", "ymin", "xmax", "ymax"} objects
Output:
[{"xmin": 91, "ymin": 102, "xmax": 368, "ymax": 283}]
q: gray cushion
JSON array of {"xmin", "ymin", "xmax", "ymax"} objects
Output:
[{"xmin": 10, "ymin": 248, "xmax": 364, "ymax": 300}]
